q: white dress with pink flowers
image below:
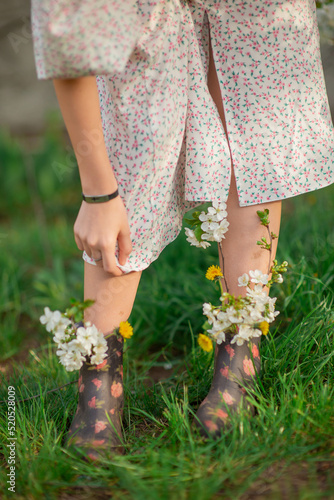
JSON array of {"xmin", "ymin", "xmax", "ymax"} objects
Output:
[{"xmin": 31, "ymin": 0, "xmax": 334, "ymax": 273}]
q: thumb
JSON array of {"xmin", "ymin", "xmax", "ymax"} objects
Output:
[{"xmin": 117, "ymin": 230, "xmax": 133, "ymax": 266}]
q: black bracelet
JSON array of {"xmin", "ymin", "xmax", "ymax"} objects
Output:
[{"xmin": 82, "ymin": 189, "xmax": 119, "ymax": 203}]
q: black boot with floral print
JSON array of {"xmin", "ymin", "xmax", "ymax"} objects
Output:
[
  {"xmin": 194, "ymin": 334, "xmax": 261, "ymax": 438},
  {"xmin": 64, "ymin": 330, "xmax": 124, "ymax": 460}
]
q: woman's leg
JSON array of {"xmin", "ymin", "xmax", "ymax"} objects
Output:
[
  {"xmin": 194, "ymin": 31, "xmax": 282, "ymax": 437},
  {"xmin": 84, "ymin": 264, "xmax": 142, "ymax": 332},
  {"xmin": 65, "ymin": 265, "xmax": 141, "ymax": 459},
  {"xmin": 207, "ymin": 31, "xmax": 281, "ymax": 289}
]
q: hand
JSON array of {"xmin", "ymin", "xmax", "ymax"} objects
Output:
[{"xmin": 73, "ymin": 196, "xmax": 132, "ymax": 276}]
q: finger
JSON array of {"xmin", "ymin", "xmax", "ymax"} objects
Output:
[
  {"xmin": 82, "ymin": 242, "xmax": 93, "ymax": 259},
  {"xmin": 91, "ymin": 249, "xmax": 104, "ymax": 267},
  {"xmin": 74, "ymin": 233, "xmax": 84, "ymax": 252},
  {"xmin": 117, "ymin": 231, "xmax": 133, "ymax": 266},
  {"xmin": 100, "ymin": 243, "xmax": 124, "ymax": 276},
  {"xmin": 74, "ymin": 222, "xmax": 92, "ymax": 257}
]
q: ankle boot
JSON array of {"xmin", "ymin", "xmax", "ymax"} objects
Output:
[
  {"xmin": 194, "ymin": 334, "xmax": 261, "ymax": 438},
  {"xmin": 64, "ymin": 329, "xmax": 124, "ymax": 460}
]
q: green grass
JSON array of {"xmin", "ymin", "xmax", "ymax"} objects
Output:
[{"xmin": 0, "ymin": 126, "xmax": 333, "ymax": 499}]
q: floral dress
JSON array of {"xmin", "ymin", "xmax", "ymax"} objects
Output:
[{"xmin": 31, "ymin": 0, "xmax": 334, "ymax": 273}]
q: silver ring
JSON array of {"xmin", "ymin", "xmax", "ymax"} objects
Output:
[{"xmin": 92, "ymin": 256, "xmax": 103, "ymax": 262}]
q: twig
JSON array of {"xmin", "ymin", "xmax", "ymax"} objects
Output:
[
  {"xmin": 218, "ymin": 242, "xmax": 229, "ymax": 293},
  {"xmin": 266, "ymin": 224, "xmax": 273, "ymax": 276}
]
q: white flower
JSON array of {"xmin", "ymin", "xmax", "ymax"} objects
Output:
[
  {"xmin": 207, "ymin": 206, "xmax": 218, "ymax": 216},
  {"xmin": 267, "ymin": 296, "xmax": 277, "ymax": 312},
  {"xmin": 230, "ymin": 335, "xmax": 246, "ymax": 346},
  {"xmin": 201, "ymin": 232, "xmax": 215, "ymax": 241},
  {"xmin": 201, "ymin": 220, "xmax": 220, "ymax": 232},
  {"xmin": 65, "ymin": 362, "xmax": 82, "ymax": 372},
  {"xmin": 262, "ymin": 296, "xmax": 279, "ymax": 322},
  {"xmin": 76, "ymin": 326, "xmax": 94, "ymax": 355},
  {"xmin": 198, "ymin": 240, "xmax": 211, "ymax": 249},
  {"xmin": 226, "ymin": 307, "xmax": 244, "ymax": 324},
  {"xmin": 254, "ymin": 300, "xmax": 266, "ymax": 313},
  {"xmin": 253, "ymin": 328, "xmax": 262, "ymax": 338},
  {"xmin": 53, "ymin": 330, "xmax": 69, "ymax": 344},
  {"xmin": 185, "ymin": 226, "xmax": 213, "ymax": 248},
  {"xmin": 246, "ymin": 285, "xmax": 268, "ymax": 305},
  {"xmin": 53, "ymin": 318, "xmax": 71, "ymax": 339},
  {"xmin": 69, "ymin": 348, "xmax": 85, "ymax": 363},
  {"xmin": 215, "ymin": 311, "xmax": 232, "ymax": 331},
  {"xmin": 210, "ymin": 323, "xmax": 230, "ymax": 337},
  {"xmin": 90, "ymin": 352, "xmax": 107, "ymax": 365},
  {"xmin": 216, "ymin": 310, "xmax": 227, "ymax": 321},
  {"xmin": 275, "ymin": 274, "xmax": 283, "ymax": 283},
  {"xmin": 203, "ymin": 303, "xmax": 212, "ymax": 315},
  {"xmin": 199, "ymin": 211, "xmax": 220, "ymax": 232},
  {"xmin": 185, "ymin": 227, "xmax": 201, "ymax": 247},
  {"xmin": 185, "ymin": 227, "xmax": 195, "ymax": 238},
  {"xmin": 67, "ymin": 339, "xmax": 87, "ymax": 359},
  {"xmin": 66, "ymin": 338, "xmax": 83, "ymax": 351},
  {"xmin": 84, "ymin": 324, "xmax": 100, "ymax": 343},
  {"xmin": 63, "ymin": 352, "xmax": 85, "ymax": 371},
  {"xmin": 231, "ymin": 325, "xmax": 261, "ymax": 346},
  {"xmin": 238, "ymin": 273, "xmax": 249, "ymax": 287},
  {"xmin": 93, "ymin": 345, "xmax": 108, "ymax": 355},
  {"xmin": 266, "ymin": 311, "xmax": 279, "ymax": 322},
  {"xmin": 40, "ymin": 307, "xmax": 63, "ymax": 333},
  {"xmin": 215, "ymin": 330, "xmax": 226, "ymax": 344},
  {"xmin": 237, "ymin": 324, "xmax": 254, "ymax": 340},
  {"xmin": 203, "ymin": 303, "xmax": 216, "ymax": 323},
  {"xmin": 212, "ymin": 200, "xmax": 226, "ymax": 210},
  {"xmin": 56, "ymin": 342, "xmax": 70, "ymax": 357},
  {"xmin": 249, "ymin": 270, "xmax": 269, "ymax": 285},
  {"xmin": 245, "ymin": 306, "xmax": 264, "ymax": 323},
  {"xmin": 92, "ymin": 334, "xmax": 108, "ymax": 355},
  {"xmin": 57, "ymin": 342, "xmax": 86, "ymax": 371},
  {"xmin": 206, "ymin": 317, "xmax": 226, "ymax": 336},
  {"xmin": 265, "ymin": 307, "xmax": 280, "ymax": 323},
  {"xmin": 213, "ymin": 219, "xmax": 229, "ymax": 242},
  {"xmin": 212, "ymin": 200, "xmax": 228, "ymax": 220},
  {"xmin": 199, "ymin": 211, "xmax": 218, "ymax": 223}
]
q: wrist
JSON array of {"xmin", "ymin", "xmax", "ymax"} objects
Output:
[
  {"xmin": 82, "ymin": 189, "xmax": 119, "ymax": 203},
  {"xmin": 81, "ymin": 182, "xmax": 118, "ymax": 196},
  {"xmin": 79, "ymin": 162, "xmax": 118, "ymax": 195}
]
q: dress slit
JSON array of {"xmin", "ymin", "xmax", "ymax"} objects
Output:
[{"xmin": 206, "ymin": 11, "xmax": 235, "ymax": 199}]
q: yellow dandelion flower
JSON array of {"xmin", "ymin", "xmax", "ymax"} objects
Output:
[
  {"xmin": 259, "ymin": 321, "xmax": 269, "ymax": 335},
  {"xmin": 205, "ymin": 265, "xmax": 223, "ymax": 281},
  {"xmin": 198, "ymin": 333, "xmax": 213, "ymax": 352},
  {"xmin": 119, "ymin": 321, "xmax": 133, "ymax": 339}
]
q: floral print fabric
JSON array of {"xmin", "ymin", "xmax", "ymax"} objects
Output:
[
  {"xmin": 31, "ymin": 1, "xmax": 334, "ymax": 273},
  {"xmin": 31, "ymin": 0, "xmax": 142, "ymax": 77}
]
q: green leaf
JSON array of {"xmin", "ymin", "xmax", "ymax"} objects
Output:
[
  {"xmin": 83, "ymin": 299, "xmax": 95, "ymax": 309},
  {"xmin": 256, "ymin": 208, "xmax": 270, "ymax": 226},
  {"xmin": 201, "ymin": 320, "xmax": 212, "ymax": 331},
  {"xmin": 192, "ymin": 211, "xmax": 201, "ymax": 219},
  {"xmin": 74, "ymin": 312, "xmax": 83, "ymax": 323},
  {"xmin": 194, "ymin": 224, "xmax": 203, "ymax": 242}
]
